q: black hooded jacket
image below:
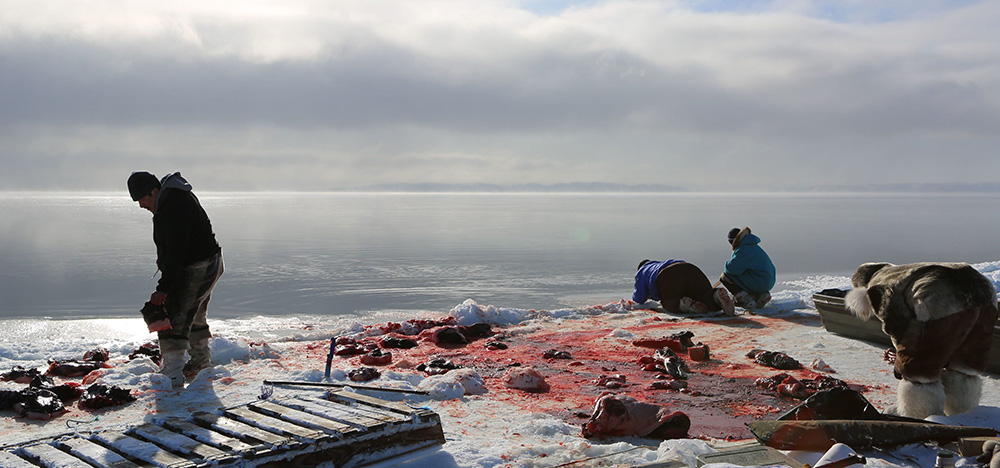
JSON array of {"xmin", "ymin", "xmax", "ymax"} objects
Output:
[{"xmin": 152, "ymin": 173, "xmax": 221, "ymax": 294}]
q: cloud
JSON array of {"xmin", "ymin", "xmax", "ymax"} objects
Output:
[{"xmin": 1, "ymin": 0, "xmax": 998, "ymax": 190}]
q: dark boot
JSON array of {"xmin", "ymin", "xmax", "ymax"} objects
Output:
[{"xmin": 183, "ymin": 345, "xmax": 212, "ymax": 380}]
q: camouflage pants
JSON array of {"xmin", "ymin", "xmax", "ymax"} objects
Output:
[{"xmin": 158, "ymin": 252, "xmax": 224, "ymax": 356}]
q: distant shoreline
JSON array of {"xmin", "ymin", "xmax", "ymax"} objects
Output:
[
  {"xmin": 3, "ymin": 182, "xmax": 1000, "ymax": 194},
  {"xmin": 350, "ymin": 182, "xmax": 1000, "ymax": 193}
]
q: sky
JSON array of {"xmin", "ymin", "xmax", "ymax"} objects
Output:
[{"xmin": 1, "ymin": 0, "xmax": 998, "ymax": 192}]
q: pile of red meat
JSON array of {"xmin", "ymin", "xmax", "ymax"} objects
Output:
[
  {"xmin": 333, "ymin": 318, "xmax": 497, "ymax": 381},
  {"xmin": 0, "ymin": 347, "xmax": 143, "ymax": 420}
]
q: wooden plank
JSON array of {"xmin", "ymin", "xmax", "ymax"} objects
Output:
[
  {"xmin": 291, "ymin": 396, "xmax": 407, "ymax": 427},
  {"xmin": 224, "ymin": 406, "xmax": 329, "ymax": 442},
  {"xmin": 20, "ymin": 442, "xmax": 98, "ymax": 468},
  {"xmin": 327, "ymin": 389, "xmax": 420, "ymax": 414},
  {"xmin": 57, "ymin": 437, "xmax": 145, "ymax": 468},
  {"xmin": 161, "ymin": 419, "xmax": 258, "ymax": 454},
  {"xmin": 249, "ymin": 400, "xmax": 360, "ymax": 436},
  {"xmin": 276, "ymin": 397, "xmax": 392, "ymax": 431},
  {"xmin": 0, "ymin": 450, "xmax": 45, "ymax": 468},
  {"xmin": 280, "ymin": 399, "xmax": 393, "ymax": 431},
  {"xmin": 326, "ymin": 390, "xmax": 433, "ymax": 419},
  {"xmin": 92, "ymin": 431, "xmax": 196, "ymax": 468},
  {"xmin": 192, "ymin": 411, "xmax": 295, "ymax": 448},
  {"xmin": 131, "ymin": 422, "xmax": 236, "ymax": 464}
]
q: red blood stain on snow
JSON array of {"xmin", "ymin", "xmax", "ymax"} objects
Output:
[{"xmin": 286, "ymin": 311, "xmax": 878, "ymax": 440}]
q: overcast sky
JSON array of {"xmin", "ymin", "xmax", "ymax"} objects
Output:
[{"xmin": 1, "ymin": 0, "xmax": 998, "ymax": 191}]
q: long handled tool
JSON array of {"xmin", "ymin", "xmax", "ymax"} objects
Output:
[{"xmin": 263, "ymin": 380, "xmax": 430, "ymax": 395}]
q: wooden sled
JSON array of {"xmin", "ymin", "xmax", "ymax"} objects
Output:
[{"xmin": 1, "ymin": 390, "xmax": 445, "ymax": 468}]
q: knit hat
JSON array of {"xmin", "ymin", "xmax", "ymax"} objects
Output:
[
  {"xmin": 128, "ymin": 171, "xmax": 160, "ymax": 201},
  {"xmin": 727, "ymin": 227, "xmax": 741, "ymax": 245}
]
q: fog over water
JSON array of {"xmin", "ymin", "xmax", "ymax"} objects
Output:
[{"xmin": 1, "ymin": 192, "xmax": 997, "ymax": 320}]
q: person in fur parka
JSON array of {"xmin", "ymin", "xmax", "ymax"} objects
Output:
[{"xmin": 845, "ymin": 262, "xmax": 998, "ymax": 419}]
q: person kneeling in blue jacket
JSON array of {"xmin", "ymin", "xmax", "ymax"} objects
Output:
[
  {"xmin": 720, "ymin": 227, "xmax": 775, "ymax": 310},
  {"xmin": 633, "ymin": 259, "xmax": 735, "ymax": 316}
]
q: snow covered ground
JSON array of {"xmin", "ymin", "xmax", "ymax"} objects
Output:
[{"xmin": 1, "ymin": 262, "xmax": 999, "ymax": 467}]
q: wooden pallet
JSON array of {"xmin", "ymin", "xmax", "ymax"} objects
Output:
[{"xmin": 1, "ymin": 390, "xmax": 445, "ymax": 468}]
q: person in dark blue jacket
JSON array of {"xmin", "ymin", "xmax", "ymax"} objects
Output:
[
  {"xmin": 633, "ymin": 259, "xmax": 735, "ymax": 315},
  {"xmin": 720, "ymin": 227, "xmax": 775, "ymax": 309}
]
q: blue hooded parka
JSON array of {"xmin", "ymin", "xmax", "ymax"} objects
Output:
[{"xmin": 724, "ymin": 231, "xmax": 775, "ymax": 293}]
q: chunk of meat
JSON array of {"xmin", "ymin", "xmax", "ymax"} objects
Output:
[{"xmin": 582, "ymin": 393, "xmax": 690, "ymax": 439}]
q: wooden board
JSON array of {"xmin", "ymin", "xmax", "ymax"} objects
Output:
[
  {"xmin": 327, "ymin": 389, "xmax": 426, "ymax": 416},
  {"xmin": 20, "ymin": 441, "xmax": 104, "ymax": 468},
  {"xmin": 93, "ymin": 431, "xmax": 198, "ymax": 468},
  {"xmin": 0, "ymin": 450, "xmax": 40, "ymax": 468},
  {"xmin": 161, "ymin": 418, "xmax": 258, "ymax": 454},
  {"xmin": 58, "ymin": 437, "xmax": 146, "ymax": 468},
  {"xmin": 223, "ymin": 406, "xmax": 330, "ymax": 442},
  {"xmin": 249, "ymin": 400, "xmax": 361, "ymax": 436},
  {"xmin": 193, "ymin": 410, "xmax": 296, "ymax": 448},
  {"xmin": 132, "ymin": 422, "xmax": 235, "ymax": 463},
  {"xmin": 283, "ymin": 395, "xmax": 405, "ymax": 429}
]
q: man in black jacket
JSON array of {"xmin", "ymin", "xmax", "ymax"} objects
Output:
[{"xmin": 128, "ymin": 171, "xmax": 224, "ymax": 390}]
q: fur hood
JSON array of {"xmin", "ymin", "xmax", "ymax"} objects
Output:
[
  {"xmin": 846, "ymin": 262, "xmax": 998, "ymax": 323},
  {"xmin": 731, "ymin": 227, "xmax": 756, "ymax": 251}
]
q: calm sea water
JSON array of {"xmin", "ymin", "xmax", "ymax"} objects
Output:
[{"xmin": 1, "ymin": 192, "xmax": 997, "ymax": 320}]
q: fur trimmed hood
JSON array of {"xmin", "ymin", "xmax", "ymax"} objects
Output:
[
  {"xmin": 845, "ymin": 262, "xmax": 998, "ymax": 323},
  {"xmin": 730, "ymin": 227, "xmax": 754, "ymax": 251}
]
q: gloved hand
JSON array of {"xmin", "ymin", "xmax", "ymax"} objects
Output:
[
  {"xmin": 141, "ymin": 297, "xmax": 171, "ymax": 333},
  {"xmin": 150, "ymin": 291, "xmax": 167, "ymax": 306}
]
